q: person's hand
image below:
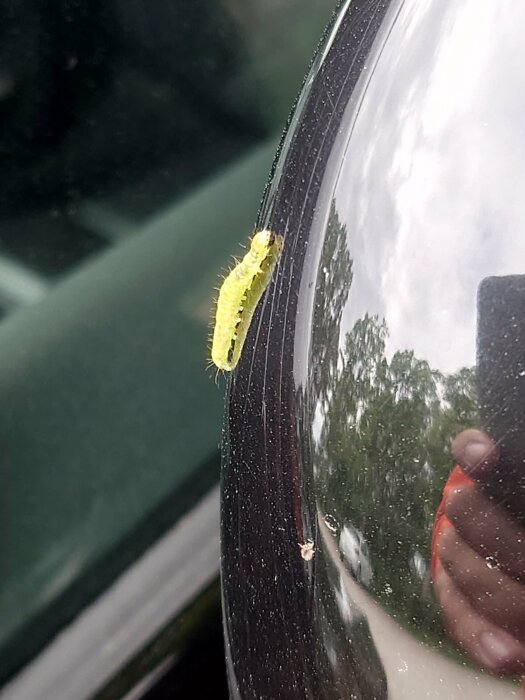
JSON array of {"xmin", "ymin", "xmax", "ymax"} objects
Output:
[{"xmin": 432, "ymin": 429, "xmax": 525, "ymax": 675}]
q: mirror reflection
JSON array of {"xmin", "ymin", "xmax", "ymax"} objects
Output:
[{"xmin": 306, "ymin": 2, "xmax": 525, "ymax": 690}]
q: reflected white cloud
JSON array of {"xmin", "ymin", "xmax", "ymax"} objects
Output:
[{"xmin": 334, "ymin": 0, "xmax": 525, "ymax": 373}]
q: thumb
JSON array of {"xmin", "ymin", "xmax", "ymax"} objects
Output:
[{"xmin": 451, "ymin": 428, "xmax": 499, "ymax": 482}]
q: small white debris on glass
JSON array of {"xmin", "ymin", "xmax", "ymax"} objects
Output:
[{"xmin": 299, "ymin": 539, "xmax": 315, "ymax": 561}]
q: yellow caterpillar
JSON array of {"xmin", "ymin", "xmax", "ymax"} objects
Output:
[{"xmin": 211, "ymin": 230, "xmax": 283, "ymax": 371}]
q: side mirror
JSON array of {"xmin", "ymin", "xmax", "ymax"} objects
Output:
[{"xmin": 222, "ymin": 1, "xmax": 525, "ymax": 697}]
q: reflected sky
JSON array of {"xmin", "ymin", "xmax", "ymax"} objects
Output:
[{"xmin": 333, "ymin": 0, "xmax": 525, "ymax": 373}]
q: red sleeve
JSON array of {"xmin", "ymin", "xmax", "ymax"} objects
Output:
[{"xmin": 431, "ymin": 465, "xmax": 475, "ymax": 580}]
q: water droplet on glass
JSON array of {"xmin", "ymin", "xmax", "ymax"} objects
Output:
[{"xmin": 324, "ymin": 513, "xmax": 339, "ymax": 533}]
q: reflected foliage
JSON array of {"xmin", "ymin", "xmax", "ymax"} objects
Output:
[
  {"xmin": 311, "ymin": 203, "xmax": 353, "ymax": 409},
  {"xmin": 312, "ymin": 206, "xmax": 478, "ymax": 638}
]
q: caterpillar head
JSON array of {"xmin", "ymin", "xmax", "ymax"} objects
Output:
[{"xmin": 250, "ymin": 229, "xmax": 283, "ymax": 257}]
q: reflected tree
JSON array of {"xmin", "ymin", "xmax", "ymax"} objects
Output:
[
  {"xmin": 314, "ymin": 312, "xmax": 478, "ymax": 637},
  {"xmin": 305, "ymin": 200, "xmax": 479, "ymax": 641},
  {"xmin": 311, "ymin": 201, "xmax": 353, "ymax": 410}
]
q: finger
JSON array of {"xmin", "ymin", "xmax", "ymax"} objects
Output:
[
  {"xmin": 446, "ymin": 484, "xmax": 525, "ymax": 584},
  {"xmin": 451, "ymin": 429, "xmax": 499, "ymax": 481},
  {"xmin": 437, "ymin": 525, "xmax": 525, "ymax": 640},
  {"xmin": 434, "ymin": 566, "xmax": 525, "ymax": 675}
]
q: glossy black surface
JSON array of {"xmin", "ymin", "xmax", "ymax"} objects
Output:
[{"xmin": 222, "ymin": 0, "xmax": 525, "ymax": 697}]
